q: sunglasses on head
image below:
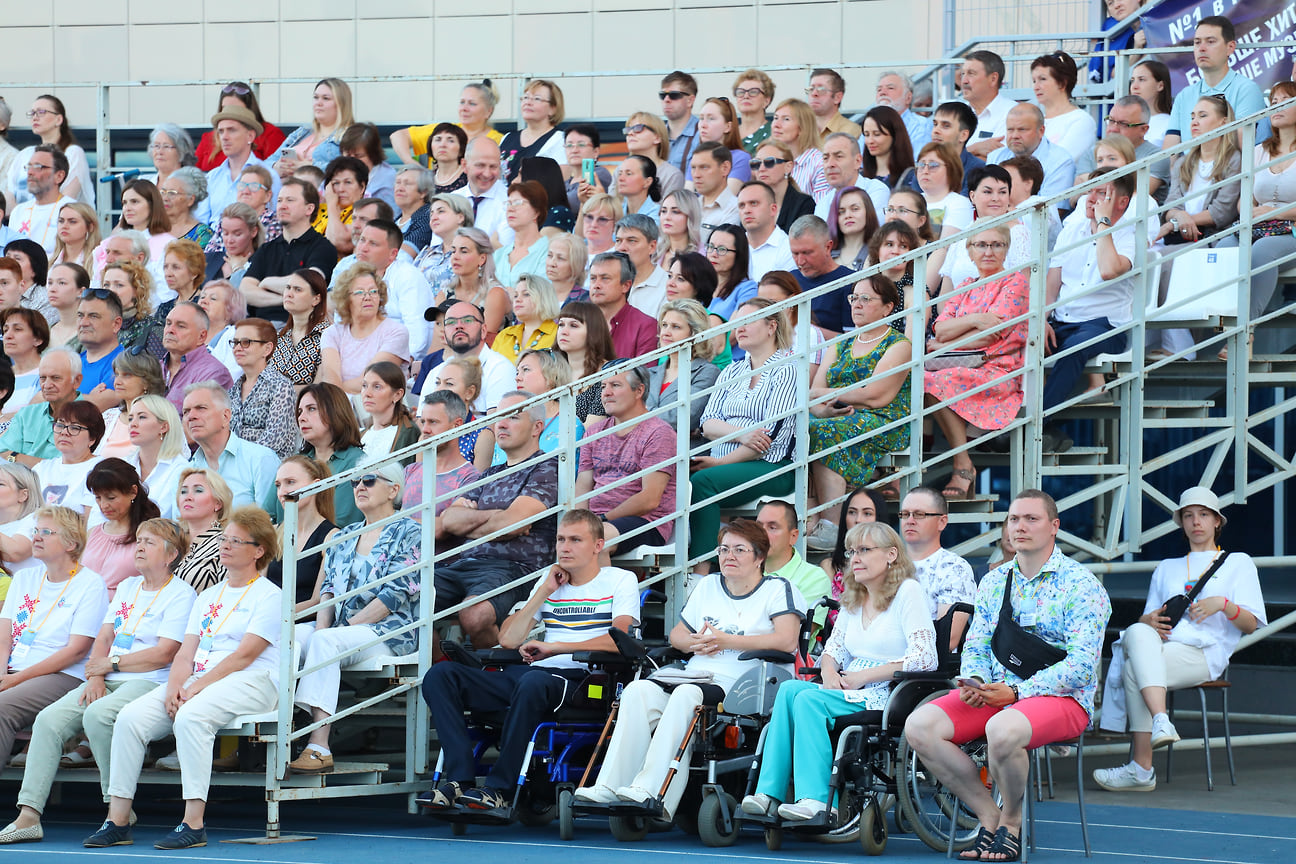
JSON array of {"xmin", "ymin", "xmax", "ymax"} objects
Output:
[
  {"xmin": 222, "ymin": 83, "xmax": 253, "ymax": 96},
  {"xmin": 81, "ymin": 288, "xmax": 115, "ymax": 302}
]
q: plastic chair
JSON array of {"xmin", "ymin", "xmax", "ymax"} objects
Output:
[{"xmin": 1165, "ymin": 673, "xmax": 1235, "ymax": 791}]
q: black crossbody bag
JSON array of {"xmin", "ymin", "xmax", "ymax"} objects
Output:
[
  {"xmin": 1161, "ymin": 552, "xmax": 1230, "ymax": 628},
  {"xmin": 990, "ymin": 568, "xmax": 1067, "ymax": 679}
]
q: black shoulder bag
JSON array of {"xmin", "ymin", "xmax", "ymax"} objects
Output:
[
  {"xmin": 1161, "ymin": 552, "xmax": 1230, "ymax": 628},
  {"xmin": 990, "ymin": 568, "xmax": 1067, "ymax": 679}
]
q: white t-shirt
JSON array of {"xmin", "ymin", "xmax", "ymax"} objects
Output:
[
  {"xmin": 0, "ymin": 512, "xmax": 38, "ymax": 574},
  {"xmin": 912, "ymin": 547, "xmax": 977, "ymax": 618},
  {"xmin": 126, "ymin": 452, "xmax": 190, "ymax": 521},
  {"xmin": 8, "ymin": 195, "xmax": 73, "ymax": 255},
  {"xmin": 186, "ymin": 576, "xmax": 282, "ymax": 684},
  {"xmin": 531, "ymin": 566, "xmax": 641, "ymax": 669},
  {"xmin": 821, "ymin": 578, "xmax": 938, "ymax": 709},
  {"xmin": 103, "ymin": 575, "xmax": 197, "ymax": 683},
  {"xmin": 1144, "ymin": 551, "xmax": 1266, "ymax": 680},
  {"xmin": 34, "ymin": 455, "xmax": 102, "ymax": 514},
  {"xmin": 425, "ymin": 345, "xmax": 515, "ymax": 412},
  {"xmin": 1043, "ymin": 108, "xmax": 1098, "ymax": 165},
  {"xmin": 2, "ymin": 565, "xmax": 107, "ymax": 678},
  {"xmin": 924, "ymin": 192, "xmax": 974, "ymax": 234},
  {"xmin": 679, "ymin": 573, "xmax": 803, "ymax": 690},
  {"xmin": 1183, "ymin": 160, "xmax": 1214, "ymax": 216}
]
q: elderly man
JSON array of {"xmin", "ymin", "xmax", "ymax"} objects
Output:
[
  {"xmin": 959, "ymin": 51, "xmax": 1018, "ymax": 159},
  {"xmin": 183, "ymin": 382, "xmax": 280, "ymax": 508},
  {"xmin": 434, "ymin": 391, "xmax": 562, "ymax": 650},
  {"xmin": 93, "ymin": 230, "xmax": 168, "ymax": 302},
  {"xmin": 814, "ymin": 133, "xmax": 889, "ymax": 222},
  {"xmin": 1163, "ymin": 15, "xmax": 1266, "ymax": 151},
  {"xmin": 1076, "ymin": 95, "xmax": 1169, "ymax": 202},
  {"xmin": 756, "ymin": 500, "xmax": 829, "ymax": 609},
  {"xmin": 789, "ymin": 215, "xmax": 855, "ymax": 338},
  {"xmin": 452, "ymin": 137, "xmax": 509, "ymax": 243},
  {"xmin": 241, "ymin": 177, "xmax": 338, "ymax": 310},
  {"xmin": 0, "ymin": 348, "xmax": 82, "ymax": 466},
  {"xmin": 575, "ymin": 365, "xmax": 677, "ymax": 560},
  {"xmin": 416, "ymin": 300, "xmax": 513, "ymax": 410},
  {"xmin": 739, "ymin": 181, "xmax": 795, "ymax": 281},
  {"xmin": 988, "ymin": 104, "xmax": 1076, "ymax": 199},
  {"xmin": 661, "ymin": 71, "xmax": 701, "ymax": 171},
  {"xmin": 588, "ymin": 252, "xmax": 657, "ymax": 361},
  {"xmin": 76, "ymin": 288, "xmax": 125, "ymax": 409},
  {"xmin": 614, "ymin": 214, "xmax": 668, "ymax": 318},
  {"xmin": 903, "ymin": 489, "xmax": 1110, "ymax": 863},
  {"xmin": 336, "ymin": 216, "xmax": 432, "ymax": 357},
  {"xmin": 875, "ymin": 71, "xmax": 932, "ymax": 151},
  {"xmin": 898, "ymin": 486, "xmax": 976, "ymax": 617},
  {"xmin": 691, "ymin": 142, "xmax": 738, "ymax": 245},
  {"xmin": 9, "ymin": 145, "xmax": 72, "ymax": 255},
  {"xmin": 410, "ymin": 390, "xmax": 479, "ymax": 518},
  {"xmin": 420, "ymin": 508, "xmax": 638, "ymax": 813},
  {"xmin": 205, "ymin": 104, "xmax": 280, "ymax": 229},
  {"xmin": 807, "ymin": 68, "xmax": 861, "ymax": 139},
  {"xmin": 162, "ymin": 302, "xmax": 233, "ymax": 414}
]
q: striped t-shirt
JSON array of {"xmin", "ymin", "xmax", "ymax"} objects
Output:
[{"xmin": 532, "ymin": 567, "xmax": 641, "ymax": 669}]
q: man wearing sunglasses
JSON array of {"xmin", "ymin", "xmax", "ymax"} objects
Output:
[
  {"xmin": 0, "ymin": 347, "xmax": 82, "ymax": 467},
  {"xmin": 660, "ymin": 71, "xmax": 700, "ymax": 172}
]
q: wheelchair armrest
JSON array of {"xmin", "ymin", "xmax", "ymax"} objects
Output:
[
  {"xmin": 892, "ymin": 670, "xmax": 954, "ymax": 682},
  {"xmin": 649, "ymin": 646, "xmax": 690, "ymax": 664},
  {"xmin": 798, "ymin": 667, "xmax": 824, "ymax": 680},
  {"xmin": 814, "ymin": 597, "xmax": 841, "ymax": 613},
  {"xmin": 738, "ymin": 650, "xmax": 796, "ymax": 664},
  {"xmin": 641, "ymin": 588, "xmax": 668, "ymax": 605},
  {"xmin": 571, "ymin": 650, "xmax": 631, "ymax": 667},
  {"xmin": 479, "ymin": 648, "xmax": 526, "ymax": 665},
  {"xmin": 608, "ymin": 627, "xmax": 649, "ymax": 663}
]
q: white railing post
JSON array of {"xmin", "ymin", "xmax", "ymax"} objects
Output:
[
  {"xmin": 96, "ymin": 83, "xmax": 111, "ymax": 231},
  {"xmin": 793, "ymin": 289, "xmax": 812, "ymax": 558},
  {"xmin": 1233, "ymin": 120, "xmax": 1258, "ymax": 501},
  {"xmin": 669, "ymin": 340, "xmax": 693, "ymax": 625},
  {"xmin": 276, "ymin": 494, "xmax": 298, "ymax": 786},
  {"xmin": 1022, "ymin": 204, "xmax": 1050, "ymax": 491}
]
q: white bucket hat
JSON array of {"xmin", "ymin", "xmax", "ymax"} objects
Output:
[{"xmin": 1172, "ymin": 486, "xmax": 1227, "ymax": 527}]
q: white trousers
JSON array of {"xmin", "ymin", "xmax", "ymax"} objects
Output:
[
  {"xmin": 1120, "ymin": 622, "xmax": 1211, "ymax": 733},
  {"xmin": 107, "ymin": 669, "xmax": 277, "ymax": 802},
  {"xmin": 589, "ymin": 680, "xmax": 706, "ymax": 818},
  {"xmin": 294, "ymin": 624, "xmax": 386, "ymax": 715}
]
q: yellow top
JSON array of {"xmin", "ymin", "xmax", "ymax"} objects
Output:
[
  {"xmin": 491, "ymin": 319, "xmax": 558, "ymax": 364},
  {"xmin": 409, "ymin": 123, "xmax": 504, "ymax": 158}
]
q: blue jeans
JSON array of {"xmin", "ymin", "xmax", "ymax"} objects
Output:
[{"xmin": 1043, "ymin": 317, "xmax": 1127, "ymax": 412}]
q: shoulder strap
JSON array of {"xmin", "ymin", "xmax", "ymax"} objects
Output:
[
  {"xmin": 999, "ymin": 566, "xmax": 1015, "ymax": 619},
  {"xmin": 1185, "ymin": 552, "xmax": 1230, "ymax": 603}
]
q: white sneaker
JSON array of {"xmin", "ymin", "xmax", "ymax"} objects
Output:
[
  {"xmin": 740, "ymin": 793, "xmax": 778, "ymax": 816},
  {"xmin": 804, "ymin": 520, "xmax": 838, "ymax": 552},
  {"xmin": 1150, "ymin": 715, "xmax": 1180, "ymax": 749},
  {"xmin": 777, "ymin": 799, "xmax": 835, "ymax": 821},
  {"xmin": 1093, "ymin": 763, "xmax": 1156, "ymax": 792},
  {"xmin": 572, "ymin": 785, "xmax": 619, "ymax": 804},
  {"xmin": 155, "ymin": 751, "xmax": 181, "ymax": 771}
]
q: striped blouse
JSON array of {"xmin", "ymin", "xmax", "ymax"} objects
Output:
[{"xmin": 699, "ymin": 348, "xmax": 799, "ymax": 463}]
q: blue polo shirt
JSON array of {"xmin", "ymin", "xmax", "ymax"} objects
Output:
[
  {"xmin": 1167, "ymin": 70, "xmax": 1266, "ymax": 142},
  {"xmin": 78, "ymin": 345, "xmax": 124, "ymax": 394}
]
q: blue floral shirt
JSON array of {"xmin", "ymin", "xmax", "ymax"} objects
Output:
[
  {"xmin": 322, "ymin": 518, "xmax": 422, "ymax": 655},
  {"xmin": 961, "ymin": 546, "xmax": 1111, "ymax": 719}
]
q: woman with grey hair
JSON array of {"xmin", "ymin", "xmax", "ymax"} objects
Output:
[
  {"xmin": 0, "ymin": 461, "xmax": 42, "ymax": 576},
  {"xmin": 160, "ymin": 166, "xmax": 213, "ymax": 248},
  {"xmin": 203, "ymin": 202, "xmax": 263, "ymax": 287},
  {"xmin": 144, "ymin": 124, "xmax": 196, "ymax": 187},
  {"xmin": 196, "ymin": 279, "xmax": 247, "ymax": 378},
  {"xmin": 394, "ymin": 166, "xmax": 434, "ymax": 257},
  {"xmin": 414, "ymin": 194, "xmax": 474, "ymax": 300}
]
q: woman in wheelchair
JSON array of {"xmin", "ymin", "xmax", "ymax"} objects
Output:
[
  {"xmin": 741, "ymin": 522, "xmax": 936, "ymax": 821},
  {"xmin": 1093, "ymin": 487, "xmax": 1264, "ymax": 792},
  {"xmin": 572, "ymin": 518, "xmax": 802, "ymax": 819}
]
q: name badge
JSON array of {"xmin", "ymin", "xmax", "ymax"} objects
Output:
[
  {"xmin": 1020, "ymin": 613, "xmax": 1037, "ymax": 628},
  {"xmin": 10, "ymin": 629, "xmax": 36, "ymax": 662},
  {"xmin": 112, "ymin": 632, "xmax": 135, "ymax": 652},
  {"xmin": 193, "ymin": 635, "xmax": 214, "ymax": 672}
]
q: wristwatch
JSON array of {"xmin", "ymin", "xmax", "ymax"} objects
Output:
[
  {"xmin": 1169, "ymin": 216, "xmax": 1181, "ymax": 231},
  {"xmin": 1009, "ymin": 684, "xmax": 1020, "ymax": 702},
  {"xmin": 110, "ymin": 655, "xmax": 121, "ymax": 673},
  {"xmin": 1097, "ymin": 216, "xmax": 1112, "ymax": 227}
]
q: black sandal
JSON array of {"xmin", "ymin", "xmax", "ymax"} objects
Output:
[
  {"xmin": 982, "ymin": 826, "xmax": 1022, "ymax": 862},
  {"xmin": 959, "ymin": 826, "xmax": 997, "ymax": 861}
]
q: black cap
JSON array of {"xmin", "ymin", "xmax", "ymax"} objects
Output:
[{"xmin": 424, "ymin": 299, "xmax": 456, "ymax": 322}]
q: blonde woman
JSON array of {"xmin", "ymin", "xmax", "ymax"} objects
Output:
[
  {"xmin": 545, "ymin": 232, "xmax": 590, "ymax": 307},
  {"xmin": 51, "ymin": 202, "xmax": 100, "ymax": 272},
  {"xmin": 172, "ymin": 467, "xmax": 234, "ymax": 593},
  {"xmin": 645, "ymin": 298, "xmax": 721, "ymax": 445},
  {"xmin": 1156, "ymin": 95, "xmax": 1242, "ymax": 245},
  {"xmin": 655, "ymin": 189, "xmax": 702, "ymax": 266},
  {"xmin": 493, "ymin": 273, "xmax": 559, "ymax": 363},
  {"xmin": 770, "ymin": 98, "xmax": 829, "ymax": 201},
  {"xmin": 443, "ymin": 227, "xmax": 509, "ymax": 343},
  {"xmin": 271, "ymin": 77, "xmax": 355, "ymax": 177},
  {"xmin": 499, "ymin": 79, "xmax": 566, "ymax": 183},
  {"xmin": 125, "ymin": 395, "xmax": 189, "ymax": 520},
  {"xmin": 575, "ymin": 193, "xmax": 622, "ymax": 256},
  {"xmin": 616, "ymin": 112, "xmax": 685, "ymax": 199}
]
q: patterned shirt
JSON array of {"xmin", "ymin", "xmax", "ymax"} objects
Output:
[
  {"xmin": 228, "ymin": 365, "xmax": 299, "ymax": 458},
  {"xmin": 913, "ymin": 547, "xmax": 977, "ymax": 618},
  {"xmin": 175, "ymin": 525, "xmax": 225, "ymax": 593},
  {"xmin": 961, "ymin": 546, "xmax": 1111, "ymax": 719},
  {"xmin": 271, "ymin": 320, "xmax": 331, "ymax": 386},
  {"xmin": 414, "ymin": 241, "xmax": 454, "ymax": 299},
  {"xmin": 454, "ymin": 452, "xmax": 559, "ymax": 572},
  {"xmin": 323, "ymin": 517, "xmax": 422, "ymax": 655}
]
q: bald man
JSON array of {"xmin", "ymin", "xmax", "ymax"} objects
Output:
[{"xmin": 987, "ymin": 104, "xmax": 1076, "ymax": 199}]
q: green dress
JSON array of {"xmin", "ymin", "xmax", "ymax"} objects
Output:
[{"xmin": 809, "ymin": 329, "xmax": 911, "ymax": 486}]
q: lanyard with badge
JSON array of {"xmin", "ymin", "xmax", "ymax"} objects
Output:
[
  {"xmin": 193, "ymin": 577, "xmax": 258, "ymax": 673},
  {"xmin": 111, "ymin": 577, "xmax": 172, "ymax": 655},
  {"xmin": 10, "ymin": 567, "xmax": 78, "ymax": 666}
]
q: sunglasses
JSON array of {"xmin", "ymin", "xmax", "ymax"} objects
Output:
[
  {"xmin": 751, "ymin": 157, "xmax": 789, "ymax": 169},
  {"xmin": 222, "ymin": 83, "xmax": 253, "ymax": 96},
  {"xmin": 659, "ymin": 90, "xmax": 690, "ymax": 101},
  {"xmin": 81, "ymin": 288, "xmax": 116, "ymax": 302},
  {"xmin": 350, "ymin": 473, "xmax": 391, "ymax": 489},
  {"xmin": 621, "ymin": 123, "xmax": 649, "ymax": 135}
]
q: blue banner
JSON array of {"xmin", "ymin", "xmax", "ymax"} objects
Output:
[{"xmin": 1142, "ymin": 0, "xmax": 1296, "ymax": 92}]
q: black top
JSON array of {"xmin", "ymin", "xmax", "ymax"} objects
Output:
[
  {"xmin": 267, "ymin": 519, "xmax": 337, "ymax": 606},
  {"xmin": 499, "ymin": 128, "xmax": 560, "ymax": 184},
  {"xmin": 776, "ymin": 186, "xmax": 817, "ymax": 233},
  {"xmin": 797, "ymin": 265, "xmax": 857, "ymax": 333},
  {"xmin": 245, "ymin": 227, "xmax": 339, "ymax": 282}
]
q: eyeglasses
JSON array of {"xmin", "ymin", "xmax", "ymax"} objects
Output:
[
  {"xmin": 236, "ymin": 180, "xmax": 268, "ymax": 192},
  {"xmin": 716, "ymin": 544, "xmax": 753, "ymax": 557},
  {"xmin": 705, "ymin": 242, "xmax": 735, "ymax": 256},
  {"xmin": 621, "ymin": 123, "xmax": 649, "ymax": 135},
  {"xmin": 53, "ymin": 421, "xmax": 89, "ymax": 435},
  {"xmin": 149, "ymin": 142, "xmax": 177, "ymax": 152},
  {"xmin": 350, "ymin": 288, "xmax": 380, "ymax": 297},
  {"xmin": 805, "ymin": 85, "xmax": 836, "ymax": 96},
  {"xmin": 159, "ymin": 189, "xmax": 187, "ymax": 198},
  {"xmin": 32, "ymin": 527, "xmax": 57, "ymax": 537},
  {"xmin": 884, "ymin": 205, "xmax": 918, "ymax": 216},
  {"xmin": 915, "ymin": 161, "xmax": 945, "ymax": 171},
  {"xmin": 26, "ymin": 163, "xmax": 53, "ymax": 173},
  {"xmin": 968, "ymin": 241, "xmax": 1009, "ymax": 251},
  {"xmin": 505, "ymin": 199, "xmax": 529, "ymax": 209},
  {"xmin": 734, "ymin": 87, "xmax": 766, "ymax": 98},
  {"xmin": 898, "ymin": 510, "xmax": 939, "ymax": 521},
  {"xmin": 81, "ymin": 288, "xmax": 116, "ymax": 302},
  {"xmin": 443, "ymin": 315, "xmax": 482, "ymax": 327},
  {"xmin": 217, "ymin": 533, "xmax": 259, "ymax": 548},
  {"xmin": 583, "ymin": 214, "xmax": 613, "ymax": 225},
  {"xmin": 659, "ymin": 90, "xmax": 691, "ymax": 101},
  {"xmin": 230, "ymin": 338, "xmax": 269, "ymax": 348},
  {"xmin": 521, "ymin": 94, "xmax": 552, "ymax": 105},
  {"xmin": 563, "ymin": 141, "xmax": 592, "ymax": 150},
  {"xmin": 848, "ymin": 294, "xmax": 876, "ymax": 305},
  {"xmin": 751, "ymin": 157, "xmax": 789, "ymax": 169},
  {"xmin": 844, "ymin": 546, "xmax": 883, "ymax": 559},
  {"xmin": 1105, "ymin": 117, "xmax": 1148, "ymax": 129},
  {"xmin": 222, "ymin": 83, "xmax": 253, "ymax": 96},
  {"xmin": 350, "ymin": 473, "xmax": 391, "ymax": 489},
  {"xmin": 26, "ymin": 108, "xmax": 56, "ymax": 119}
]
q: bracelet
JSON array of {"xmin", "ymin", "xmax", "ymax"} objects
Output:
[
  {"xmin": 1009, "ymin": 684, "xmax": 1020, "ymax": 702},
  {"xmin": 1226, "ymin": 601, "xmax": 1241, "ymax": 621}
]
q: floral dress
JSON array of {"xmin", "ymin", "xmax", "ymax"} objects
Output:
[
  {"xmin": 809, "ymin": 329, "xmax": 911, "ymax": 486},
  {"xmin": 923, "ymin": 270, "xmax": 1029, "ymax": 431},
  {"xmin": 322, "ymin": 518, "xmax": 422, "ymax": 655}
]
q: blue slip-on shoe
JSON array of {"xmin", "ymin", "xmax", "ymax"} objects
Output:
[
  {"xmin": 153, "ymin": 823, "xmax": 207, "ymax": 849},
  {"xmin": 83, "ymin": 820, "xmax": 133, "ymax": 847}
]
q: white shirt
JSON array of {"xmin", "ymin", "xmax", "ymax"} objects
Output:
[
  {"xmin": 186, "ymin": 576, "xmax": 282, "ymax": 684},
  {"xmin": 822, "ymin": 578, "xmax": 938, "ymax": 710},
  {"xmin": 428, "ymin": 344, "xmax": 514, "ymax": 413},
  {"xmin": 2, "ymin": 566, "xmax": 108, "ymax": 679},
  {"xmin": 1043, "ymin": 107, "xmax": 1099, "ymax": 165},
  {"xmin": 700, "ymin": 189, "xmax": 740, "ymax": 245},
  {"xmin": 965, "ymin": 93, "xmax": 1019, "ymax": 143},
  {"xmin": 813, "ymin": 175, "xmax": 891, "ymax": 224},
  {"xmin": 34, "ymin": 455, "xmax": 103, "ymax": 514},
  {"xmin": 453, "ymin": 181, "xmax": 510, "ymax": 245},
  {"xmin": 629, "ymin": 265, "xmax": 668, "ymax": 319},
  {"xmin": 126, "ymin": 451, "xmax": 190, "ymax": 520},
  {"xmin": 9, "ymin": 194, "xmax": 72, "ymax": 255},
  {"xmin": 0, "ymin": 513, "xmax": 38, "ymax": 574},
  {"xmin": 531, "ymin": 566, "xmax": 641, "ymax": 669},
  {"xmin": 748, "ymin": 226, "xmax": 795, "ymax": 282},
  {"xmin": 103, "ymin": 575, "xmax": 197, "ymax": 683},
  {"xmin": 912, "ymin": 547, "xmax": 977, "ymax": 618},
  {"xmin": 924, "ymin": 192, "xmax": 975, "ymax": 233},
  {"xmin": 680, "ymin": 573, "xmax": 802, "ymax": 689},
  {"xmin": 1051, "ymin": 206, "xmax": 1141, "ymax": 326}
]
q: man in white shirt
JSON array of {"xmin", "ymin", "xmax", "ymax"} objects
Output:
[
  {"xmin": 335, "ymin": 215, "xmax": 433, "ymax": 358},
  {"xmin": 9, "ymin": 145, "xmax": 71, "ymax": 255},
  {"xmin": 421, "ymin": 300, "xmax": 513, "ymax": 410},
  {"xmin": 874, "ymin": 71, "xmax": 933, "ymax": 152},
  {"xmin": 739, "ymin": 181, "xmax": 795, "ymax": 281},
  {"xmin": 815, "ymin": 133, "xmax": 889, "ymax": 222},
  {"xmin": 988, "ymin": 104, "xmax": 1076, "ymax": 199},
  {"xmin": 960, "ymin": 51, "xmax": 1018, "ymax": 159},
  {"xmin": 691, "ymin": 142, "xmax": 738, "ymax": 244},
  {"xmin": 614, "ymin": 214, "xmax": 667, "ymax": 318},
  {"xmin": 899, "ymin": 487, "xmax": 976, "ymax": 618},
  {"xmin": 454, "ymin": 137, "xmax": 510, "ymax": 244}
]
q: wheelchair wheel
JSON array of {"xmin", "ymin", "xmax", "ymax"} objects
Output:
[
  {"xmin": 515, "ymin": 783, "xmax": 557, "ymax": 827},
  {"xmin": 860, "ymin": 798, "xmax": 887, "ymax": 856},
  {"xmin": 764, "ymin": 826, "xmax": 783, "ymax": 850},
  {"xmin": 609, "ymin": 814, "xmax": 650, "ymax": 842},
  {"xmin": 893, "ymin": 797, "xmax": 912, "ymax": 834},
  {"xmin": 558, "ymin": 789, "xmax": 575, "ymax": 841},
  {"xmin": 697, "ymin": 791, "xmax": 740, "ymax": 847},
  {"xmin": 896, "ymin": 732, "xmax": 984, "ymax": 853}
]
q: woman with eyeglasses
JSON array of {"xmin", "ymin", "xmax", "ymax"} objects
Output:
[
  {"xmin": 1032, "ymin": 51, "xmax": 1097, "ymax": 164},
  {"xmin": 0, "ymin": 506, "xmax": 108, "ymax": 776},
  {"xmin": 770, "ymin": 99, "xmax": 829, "ymax": 201},
  {"xmin": 393, "ymin": 167, "xmax": 434, "ymax": 257},
  {"xmin": 861, "ymin": 105, "xmax": 917, "ymax": 192},
  {"xmin": 914, "ymin": 143, "xmax": 972, "ymax": 239},
  {"xmin": 359, "ymin": 361, "xmax": 419, "ymax": 465},
  {"xmin": 204, "ymin": 203, "xmax": 263, "ymax": 289},
  {"xmin": 555, "ymin": 301, "xmax": 616, "ymax": 424},
  {"xmin": 924, "ymin": 223, "xmax": 1028, "ymax": 500},
  {"xmin": 444, "ymin": 227, "xmax": 509, "ymax": 344},
  {"xmin": 646, "ymin": 298, "xmax": 722, "ymax": 448},
  {"xmin": 818, "ymin": 487, "xmax": 888, "ymax": 597},
  {"xmin": 655, "ymin": 189, "xmax": 702, "ymax": 267},
  {"xmin": 1129, "ymin": 60, "xmax": 1173, "ymax": 147},
  {"xmin": 0, "ymin": 463, "xmax": 42, "ymax": 578},
  {"xmin": 228, "ymin": 318, "xmax": 297, "ymax": 459},
  {"xmin": 271, "ymin": 269, "xmax": 330, "ymax": 389},
  {"xmin": 614, "ymin": 113, "xmax": 685, "ymax": 200},
  {"xmin": 882, "ymin": 190, "xmax": 937, "ymax": 244},
  {"xmin": 287, "ymin": 462, "xmax": 418, "ymax": 776},
  {"xmin": 142, "ymin": 123, "xmax": 197, "ymax": 189},
  {"xmin": 159, "ymin": 167, "xmax": 213, "ymax": 249},
  {"xmin": 752, "ymin": 141, "xmax": 816, "ymax": 233},
  {"xmin": 690, "ymin": 97, "xmax": 753, "ymax": 193},
  {"xmin": 172, "ymin": 468, "xmax": 233, "ymax": 593},
  {"xmin": 194, "ymin": 83, "xmax": 285, "ymax": 173},
  {"xmin": 52, "ymin": 204, "xmax": 100, "ymax": 275},
  {"xmin": 292, "ymin": 384, "xmax": 365, "ymax": 528},
  {"xmin": 615, "ymin": 155, "xmax": 663, "ymax": 222},
  {"xmin": 932, "ymin": 165, "xmax": 1030, "ymax": 300},
  {"xmin": 705, "ymin": 225, "xmax": 758, "ymax": 356},
  {"xmin": 494, "ymin": 181, "xmax": 550, "ymax": 287},
  {"xmin": 35, "ymin": 401, "xmax": 106, "ymax": 519},
  {"xmin": 271, "ymin": 78, "xmax": 354, "ymax": 179},
  {"xmin": 575, "ymin": 193, "xmax": 622, "ymax": 257},
  {"xmin": 733, "ymin": 69, "xmax": 776, "ymax": 154},
  {"xmin": 195, "ymin": 279, "xmax": 246, "ymax": 379},
  {"xmin": 741, "ymin": 523, "xmax": 935, "ymax": 823},
  {"xmin": 827, "ymin": 186, "xmax": 880, "ymax": 271},
  {"xmin": 577, "ymin": 518, "xmax": 800, "ymax": 818},
  {"xmin": 123, "ymin": 395, "xmax": 187, "ymax": 520},
  {"xmin": 499, "ymin": 79, "xmax": 566, "ymax": 184},
  {"xmin": 8, "ymin": 95, "xmax": 94, "ymax": 206},
  {"xmin": 544, "ymin": 232, "xmax": 589, "ymax": 307},
  {"xmin": 88, "ymin": 506, "xmax": 281, "ymax": 850},
  {"xmin": 0, "ymin": 308, "xmax": 49, "ymax": 424},
  {"xmin": 414, "ymin": 194, "xmax": 474, "ymax": 300},
  {"xmin": 493, "ymin": 274, "xmax": 559, "ymax": 363},
  {"xmin": 432, "ymin": 356, "xmax": 495, "ymax": 472},
  {"xmin": 81, "ymin": 458, "xmax": 160, "ymax": 596},
  {"xmin": 267, "ymin": 456, "xmax": 338, "ymax": 613},
  {"xmin": 320, "ymin": 263, "xmax": 410, "ymax": 395},
  {"xmin": 0, "ymin": 518, "xmax": 194, "ymax": 843}
]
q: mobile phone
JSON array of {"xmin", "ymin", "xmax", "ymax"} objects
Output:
[
  {"xmin": 956, "ymin": 677, "xmax": 985, "ymax": 691},
  {"xmin": 832, "ymin": 399, "xmax": 849, "ymax": 410},
  {"xmin": 582, "ymin": 157, "xmax": 596, "ymax": 186}
]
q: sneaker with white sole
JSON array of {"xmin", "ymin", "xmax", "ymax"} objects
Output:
[
  {"xmin": 803, "ymin": 520, "xmax": 838, "ymax": 552},
  {"xmin": 777, "ymin": 799, "xmax": 835, "ymax": 821},
  {"xmin": 572, "ymin": 785, "xmax": 619, "ymax": 804},
  {"xmin": 154, "ymin": 751, "xmax": 180, "ymax": 771},
  {"xmin": 1093, "ymin": 763, "xmax": 1156, "ymax": 792},
  {"xmin": 1150, "ymin": 715, "xmax": 1180, "ymax": 749},
  {"xmin": 740, "ymin": 793, "xmax": 778, "ymax": 816}
]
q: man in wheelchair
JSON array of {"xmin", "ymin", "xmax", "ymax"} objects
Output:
[{"xmin": 420, "ymin": 510, "xmax": 640, "ymax": 813}]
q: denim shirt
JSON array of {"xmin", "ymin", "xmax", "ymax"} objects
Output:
[{"xmin": 322, "ymin": 517, "xmax": 422, "ymax": 655}]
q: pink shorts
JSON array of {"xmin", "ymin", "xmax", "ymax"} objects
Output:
[{"xmin": 929, "ymin": 690, "xmax": 1089, "ymax": 750}]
